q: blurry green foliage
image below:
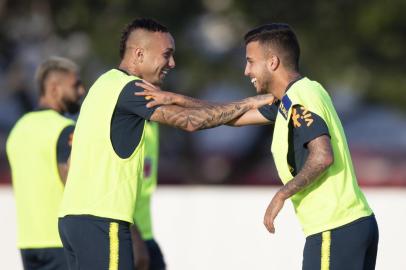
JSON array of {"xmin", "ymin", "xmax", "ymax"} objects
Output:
[{"xmin": 2, "ymin": 0, "xmax": 406, "ymax": 108}]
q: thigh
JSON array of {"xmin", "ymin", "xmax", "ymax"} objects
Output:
[
  {"xmin": 20, "ymin": 248, "xmax": 68, "ymax": 270},
  {"xmin": 59, "ymin": 217, "xmax": 79, "ymax": 270},
  {"xmin": 330, "ymin": 216, "xmax": 377, "ymax": 270},
  {"xmin": 302, "ymin": 233, "xmax": 322, "ymax": 270},
  {"xmin": 363, "ymin": 216, "xmax": 379, "ymax": 270},
  {"xmin": 37, "ymin": 248, "xmax": 68, "ymax": 270},
  {"xmin": 116, "ymin": 222, "xmax": 135, "ymax": 270},
  {"xmin": 59, "ymin": 216, "xmax": 133, "ymax": 270},
  {"xmin": 145, "ymin": 239, "xmax": 166, "ymax": 270},
  {"xmin": 21, "ymin": 249, "xmax": 38, "ymax": 270}
]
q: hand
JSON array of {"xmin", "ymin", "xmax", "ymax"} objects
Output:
[
  {"xmin": 250, "ymin": 94, "xmax": 276, "ymax": 109},
  {"xmin": 134, "ymin": 80, "xmax": 178, "ymax": 108},
  {"xmin": 130, "ymin": 224, "xmax": 150, "ymax": 270},
  {"xmin": 263, "ymin": 191, "xmax": 286, "ymax": 234}
]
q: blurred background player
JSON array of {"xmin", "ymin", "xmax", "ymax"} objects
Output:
[
  {"xmin": 135, "ymin": 23, "xmax": 379, "ymax": 270},
  {"xmin": 131, "ymin": 121, "xmax": 166, "ymax": 270},
  {"xmin": 58, "ymin": 18, "xmax": 274, "ymax": 269},
  {"xmin": 6, "ymin": 57, "xmax": 84, "ymax": 270}
]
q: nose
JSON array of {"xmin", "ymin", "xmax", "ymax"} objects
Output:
[
  {"xmin": 244, "ymin": 64, "xmax": 250, "ymax": 77},
  {"xmin": 78, "ymin": 85, "xmax": 85, "ymax": 97},
  {"xmin": 169, "ymin": 56, "xmax": 175, "ymax": 69}
]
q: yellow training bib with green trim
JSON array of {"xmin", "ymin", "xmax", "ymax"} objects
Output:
[
  {"xmin": 59, "ymin": 69, "xmax": 145, "ymax": 223},
  {"xmin": 134, "ymin": 121, "xmax": 159, "ymax": 240},
  {"xmin": 6, "ymin": 110, "xmax": 74, "ymax": 248},
  {"xmin": 271, "ymin": 77, "xmax": 372, "ymax": 236}
]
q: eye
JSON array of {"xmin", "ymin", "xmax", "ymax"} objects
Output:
[{"xmin": 163, "ymin": 52, "xmax": 171, "ymax": 59}]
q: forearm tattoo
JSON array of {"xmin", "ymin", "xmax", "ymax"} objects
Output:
[
  {"xmin": 279, "ymin": 135, "xmax": 333, "ymax": 199},
  {"xmin": 153, "ymin": 101, "xmax": 251, "ymax": 131},
  {"xmin": 176, "ymin": 95, "xmax": 220, "ymax": 108}
]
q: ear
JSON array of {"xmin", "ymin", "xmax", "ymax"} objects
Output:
[
  {"xmin": 133, "ymin": 47, "xmax": 144, "ymax": 64},
  {"xmin": 266, "ymin": 55, "xmax": 280, "ymax": 72},
  {"xmin": 47, "ymin": 80, "xmax": 60, "ymax": 98}
]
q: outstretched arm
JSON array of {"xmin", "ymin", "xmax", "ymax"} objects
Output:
[
  {"xmin": 263, "ymin": 135, "xmax": 334, "ymax": 233},
  {"xmin": 150, "ymin": 94, "xmax": 273, "ymax": 132},
  {"xmin": 136, "ymin": 80, "xmax": 275, "ymax": 127},
  {"xmin": 226, "ymin": 108, "xmax": 273, "ymax": 126}
]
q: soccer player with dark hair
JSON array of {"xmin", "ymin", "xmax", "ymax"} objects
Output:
[
  {"xmin": 6, "ymin": 57, "xmax": 84, "ymax": 270},
  {"xmin": 58, "ymin": 18, "xmax": 274, "ymax": 269},
  {"xmin": 135, "ymin": 23, "xmax": 379, "ymax": 270}
]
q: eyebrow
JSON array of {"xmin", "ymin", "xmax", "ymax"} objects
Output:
[{"xmin": 74, "ymin": 79, "xmax": 82, "ymax": 87}]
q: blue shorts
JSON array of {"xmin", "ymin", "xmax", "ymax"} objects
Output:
[
  {"xmin": 20, "ymin": 247, "xmax": 68, "ymax": 270},
  {"xmin": 58, "ymin": 215, "xmax": 134, "ymax": 270},
  {"xmin": 303, "ymin": 215, "xmax": 379, "ymax": 270}
]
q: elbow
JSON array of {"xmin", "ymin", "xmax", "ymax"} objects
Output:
[
  {"xmin": 323, "ymin": 153, "xmax": 334, "ymax": 170},
  {"xmin": 184, "ymin": 125, "xmax": 199, "ymax": 132}
]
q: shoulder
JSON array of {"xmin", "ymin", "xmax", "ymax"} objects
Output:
[
  {"xmin": 118, "ymin": 79, "xmax": 144, "ymax": 99},
  {"xmin": 291, "ymin": 104, "xmax": 330, "ymax": 145}
]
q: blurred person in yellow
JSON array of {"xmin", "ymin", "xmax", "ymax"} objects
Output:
[
  {"xmin": 6, "ymin": 56, "xmax": 85, "ymax": 270},
  {"xmin": 130, "ymin": 121, "xmax": 166, "ymax": 270},
  {"xmin": 135, "ymin": 23, "xmax": 379, "ymax": 270},
  {"xmin": 57, "ymin": 18, "xmax": 274, "ymax": 270}
]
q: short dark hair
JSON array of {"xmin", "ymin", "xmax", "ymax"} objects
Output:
[
  {"xmin": 119, "ymin": 18, "xmax": 169, "ymax": 59},
  {"xmin": 244, "ymin": 23, "xmax": 300, "ymax": 71},
  {"xmin": 35, "ymin": 56, "xmax": 78, "ymax": 96}
]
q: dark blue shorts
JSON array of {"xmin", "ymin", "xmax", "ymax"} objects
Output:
[
  {"xmin": 20, "ymin": 248, "xmax": 68, "ymax": 270},
  {"xmin": 303, "ymin": 214, "xmax": 379, "ymax": 270},
  {"xmin": 58, "ymin": 215, "xmax": 134, "ymax": 270},
  {"xmin": 145, "ymin": 239, "xmax": 166, "ymax": 270}
]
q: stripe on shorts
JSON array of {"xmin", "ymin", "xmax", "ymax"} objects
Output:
[
  {"xmin": 321, "ymin": 231, "xmax": 331, "ymax": 270},
  {"xmin": 109, "ymin": 222, "xmax": 119, "ymax": 270}
]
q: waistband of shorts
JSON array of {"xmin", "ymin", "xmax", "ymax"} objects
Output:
[
  {"xmin": 59, "ymin": 214, "xmax": 130, "ymax": 226},
  {"xmin": 306, "ymin": 214, "xmax": 375, "ymax": 239}
]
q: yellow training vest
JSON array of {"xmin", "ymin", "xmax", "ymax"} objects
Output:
[
  {"xmin": 134, "ymin": 121, "xmax": 159, "ymax": 240},
  {"xmin": 59, "ymin": 69, "xmax": 145, "ymax": 223},
  {"xmin": 6, "ymin": 110, "xmax": 74, "ymax": 248},
  {"xmin": 271, "ymin": 77, "xmax": 372, "ymax": 236}
]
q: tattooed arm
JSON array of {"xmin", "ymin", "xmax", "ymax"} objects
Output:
[
  {"xmin": 135, "ymin": 80, "xmax": 218, "ymax": 108},
  {"xmin": 135, "ymin": 80, "xmax": 275, "ymax": 126},
  {"xmin": 278, "ymin": 135, "xmax": 333, "ymax": 198},
  {"xmin": 150, "ymin": 94, "xmax": 273, "ymax": 131},
  {"xmin": 263, "ymin": 135, "xmax": 334, "ymax": 233}
]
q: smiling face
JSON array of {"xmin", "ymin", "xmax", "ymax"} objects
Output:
[
  {"xmin": 136, "ymin": 31, "xmax": 176, "ymax": 86},
  {"xmin": 244, "ymin": 41, "xmax": 274, "ymax": 95}
]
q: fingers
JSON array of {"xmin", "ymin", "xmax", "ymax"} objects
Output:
[
  {"xmin": 264, "ymin": 195, "xmax": 284, "ymax": 234},
  {"xmin": 141, "ymin": 79, "xmax": 155, "ymax": 88},
  {"xmin": 263, "ymin": 94, "xmax": 276, "ymax": 105},
  {"xmin": 146, "ymin": 100, "xmax": 159, "ymax": 108},
  {"xmin": 264, "ymin": 211, "xmax": 276, "ymax": 234},
  {"xmin": 134, "ymin": 91, "xmax": 152, "ymax": 97}
]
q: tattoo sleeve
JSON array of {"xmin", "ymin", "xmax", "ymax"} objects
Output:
[
  {"xmin": 278, "ymin": 135, "xmax": 334, "ymax": 199},
  {"xmin": 174, "ymin": 94, "xmax": 219, "ymax": 108},
  {"xmin": 150, "ymin": 99, "xmax": 255, "ymax": 132}
]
